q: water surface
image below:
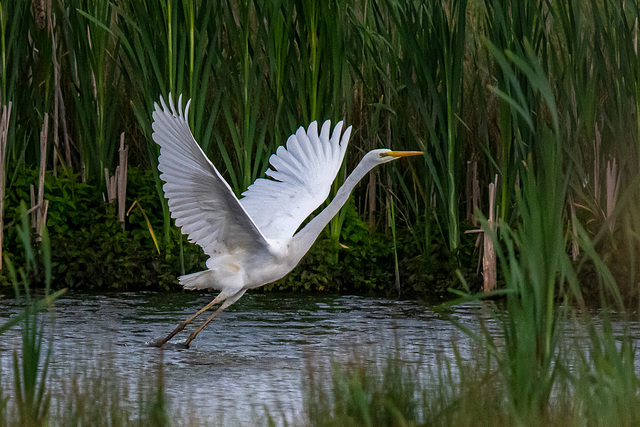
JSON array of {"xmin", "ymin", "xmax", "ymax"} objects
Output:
[{"xmin": 0, "ymin": 291, "xmax": 503, "ymax": 424}]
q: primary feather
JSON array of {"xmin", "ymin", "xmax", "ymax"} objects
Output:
[
  {"xmin": 240, "ymin": 121, "xmax": 352, "ymax": 239},
  {"xmin": 154, "ymin": 94, "xmax": 353, "ymax": 246},
  {"xmin": 152, "ymin": 94, "xmax": 270, "ymax": 259}
]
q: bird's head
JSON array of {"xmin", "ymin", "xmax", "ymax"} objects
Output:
[{"xmin": 366, "ymin": 148, "xmax": 424, "ymax": 164}]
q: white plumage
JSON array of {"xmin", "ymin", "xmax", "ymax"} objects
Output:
[
  {"xmin": 240, "ymin": 121, "xmax": 350, "ymax": 239},
  {"xmin": 150, "ymin": 93, "xmax": 422, "ymax": 348},
  {"xmin": 154, "ymin": 95, "xmax": 269, "ymax": 260}
]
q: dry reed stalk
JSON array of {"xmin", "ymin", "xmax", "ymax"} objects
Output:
[
  {"xmin": 605, "ymin": 158, "xmax": 620, "ymax": 233},
  {"xmin": 466, "ymin": 161, "xmax": 472, "ymax": 221},
  {"xmin": 0, "ymin": 102, "xmax": 13, "ymax": 270},
  {"xmin": 593, "ymin": 122, "xmax": 602, "ymax": 208},
  {"xmin": 37, "ymin": 200, "xmax": 49, "ymax": 239},
  {"xmin": 472, "ymin": 161, "xmax": 479, "ymax": 226},
  {"xmin": 117, "ymin": 133, "xmax": 128, "ymax": 226},
  {"xmin": 33, "ymin": 0, "xmax": 46, "ymax": 30},
  {"xmin": 52, "ymin": 28, "xmax": 60, "ymax": 176},
  {"xmin": 104, "ymin": 133, "xmax": 128, "ymax": 228},
  {"xmin": 30, "ymin": 185, "xmax": 36, "ymax": 227},
  {"xmin": 367, "ymin": 170, "xmax": 376, "ymax": 229},
  {"xmin": 104, "ymin": 167, "xmax": 118, "ymax": 203},
  {"xmin": 570, "ymin": 196, "xmax": 579, "ymax": 261},
  {"xmin": 37, "ymin": 114, "xmax": 49, "ymax": 240},
  {"xmin": 482, "ymin": 176, "xmax": 497, "ymax": 292},
  {"xmin": 49, "ymin": 0, "xmax": 71, "ymax": 171},
  {"xmin": 466, "ymin": 160, "xmax": 480, "ymax": 225}
]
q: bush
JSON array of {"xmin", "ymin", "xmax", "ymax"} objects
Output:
[{"xmin": 1, "ymin": 168, "xmax": 474, "ymax": 294}]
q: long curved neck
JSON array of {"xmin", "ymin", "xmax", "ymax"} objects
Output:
[{"xmin": 291, "ymin": 158, "xmax": 378, "ymax": 262}]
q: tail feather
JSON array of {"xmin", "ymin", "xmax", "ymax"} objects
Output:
[{"xmin": 179, "ymin": 270, "xmax": 218, "ymax": 290}]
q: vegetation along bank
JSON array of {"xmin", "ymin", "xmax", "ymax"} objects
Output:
[{"xmin": 1, "ymin": 1, "xmax": 639, "ymax": 301}]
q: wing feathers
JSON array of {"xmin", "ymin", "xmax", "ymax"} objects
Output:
[
  {"xmin": 240, "ymin": 120, "xmax": 352, "ymax": 239},
  {"xmin": 154, "ymin": 94, "xmax": 353, "ymax": 247},
  {"xmin": 153, "ymin": 94, "xmax": 270, "ymax": 259}
]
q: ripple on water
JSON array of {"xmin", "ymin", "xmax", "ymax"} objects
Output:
[{"xmin": 0, "ymin": 291, "xmax": 492, "ymax": 425}]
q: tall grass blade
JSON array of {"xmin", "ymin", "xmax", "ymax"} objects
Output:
[
  {"xmin": 59, "ymin": 0, "xmax": 122, "ymax": 182},
  {"xmin": 2, "ymin": 203, "xmax": 63, "ymax": 426},
  {"xmin": 391, "ymin": 0, "xmax": 467, "ymax": 252}
]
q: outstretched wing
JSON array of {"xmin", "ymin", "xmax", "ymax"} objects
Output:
[
  {"xmin": 239, "ymin": 120, "xmax": 352, "ymax": 239},
  {"xmin": 152, "ymin": 94, "xmax": 270, "ymax": 258}
]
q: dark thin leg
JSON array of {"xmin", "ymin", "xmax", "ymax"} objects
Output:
[
  {"xmin": 150, "ymin": 293, "xmax": 226, "ymax": 347},
  {"xmin": 182, "ymin": 290, "xmax": 246, "ymax": 347}
]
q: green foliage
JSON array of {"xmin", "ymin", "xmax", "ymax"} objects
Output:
[
  {"xmin": 2, "ymin": 168, "xmax": 474, "ymax": 293},
  {"xmin": 400, "ymin": 224, "xmax": 480, "ymax": 298},
  {"xmin": 265, "ymin": 200, "xmax": 471, "ymax": 295},
  {"xmin": 265, "ymin": 202, "xmax": 397, "ymax": 293},
  {"xmin": 484, "ymin": 0, "xmax": 550, "ymax": 223},
  {"xmin": 300, "ymin": 315, "xmax": 640, "ymax": 427},
  {"xmin": 572, "ymin": 316, "xmax": 640, "ymax": 426},
  {"xmin": 391, "ymin": 0, "xmax": 467, "ymax": 252},
  {"xmin": 59, "ymin": 0, "xmax": 123, "ymax": 181},
  {"xmin": 443, "ymin": 37, "xmax": 639, "ymax": 424},
  {"xmin": 4, "ymin": 346, "xmax": 173, "ymax": 426},
  {"xmin": 304, "ymin": 352, "xmax": 420, "ymax": 426},
  {"xmin": 0, "ymin": 0, "xmax": 50, "ymax": 172},
  {"xmin": 1, "ymin": 168, "xmax": 206, "ymax": 291},
  {"xmin": 3, "ymin": 0, "xmax": 640, "ymax": 296},
  {"xmin": 11, "ymin": 300, "xmax": 52, "ymax": 426},
  {"xmin": 467, "ymin": 43, "xmax": 574, "ymax": 422},
  {"xmin": 1, "ymin": 204, "xmax": 64, "ymax": 426}
]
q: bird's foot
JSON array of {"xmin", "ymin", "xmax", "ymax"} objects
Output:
[
  {"xmin": 146, "ymin": 339, "xmax": 190, "ymax": 349},
  {"xmin": 147, "ymin": 338, "xmax": 166, "ymax": 348},
  {"xmin": 160, "ymin": 341, "xmax": 190, "ymax": 349}
]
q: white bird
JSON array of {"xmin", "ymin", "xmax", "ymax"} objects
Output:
[{"xmin": 150, "ymin": 94, "xmax": 422, "ymax": 347}]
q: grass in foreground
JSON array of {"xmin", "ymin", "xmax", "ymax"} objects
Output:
[{"xmin": 300, "ymin": 313, "xmax": 640, "ymax": 427}]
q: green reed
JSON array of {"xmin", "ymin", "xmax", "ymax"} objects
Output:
[
  {"xmin": 0, "ymin": 0, "xmax": 48, "ymax": 175},
  {"xmin": 215, "ymin": 0, "xmax": 273, "ymax": 193},
  {"xmin": 63, "ymin": 0, "xmax": 122, "ymax": 182},
  {"xmin": 0, "ymin": 204, "xmax": 172, "ymax": 425},
  {"xmin": 3, "ymin": 0, "xmax": 640, "ymax": 295},
  {"xmin": 304, "ymin": 351, "xmax": 421, "ymax": 426},
  {"xmin": 1, "ymin": 204, "xmax": 64, "ymax": 426},
  {"xmin": 298, "ymin": 84, "xmax": 639, "ymax": 423},
  {"xmin": 571, "ymin": 314, "xmax": 640, "ymax": 425},
  {"xmin": 0, "ymin": 0, "xmax": 28, "ymax": 111},
  {"xmin": 546, "ymin": 0, "xmax": 640, "ymax": 271},
  {"xmin": 461, "ymin": 34, "xmax": 635, "ymax": 424},
  {"xmin": 299, "ymin": 0, "xmax": 353, "ymax": 246},
  {"xmin": 114, "ymin": 0, "xmax": 218, "ymax": 242},
  {"xmin": 298, "ymin": 315, "xmax": 640, "ymax": 426},
  {"xmin": 483, "ymin": 0, "xmax": 550, "ymax": 224},
  {"xmin": 476, "ymin": 38, "xmax": 575, "ymax": 421},
  {"xmin": 390, "ymin": 0, "xmax": 467, "ymax": 253}
]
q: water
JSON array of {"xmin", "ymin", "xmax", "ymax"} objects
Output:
[{"xmin": 0, "ymin": 291, "xmax": 505, "ymax": 424}]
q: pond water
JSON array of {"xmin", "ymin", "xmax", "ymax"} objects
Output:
[{"xmin": 0, "ymin": 291, "xmax": 628, "ymax": 425}]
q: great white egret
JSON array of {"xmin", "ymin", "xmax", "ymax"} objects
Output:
[{"xmin": 149, "ymin": 94, "xmax": 422, "ymax": 348}]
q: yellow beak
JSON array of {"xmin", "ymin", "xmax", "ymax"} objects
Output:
[{"xmin": 384, "ymin": 151, "xmax": 424, "ymax": 158}]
